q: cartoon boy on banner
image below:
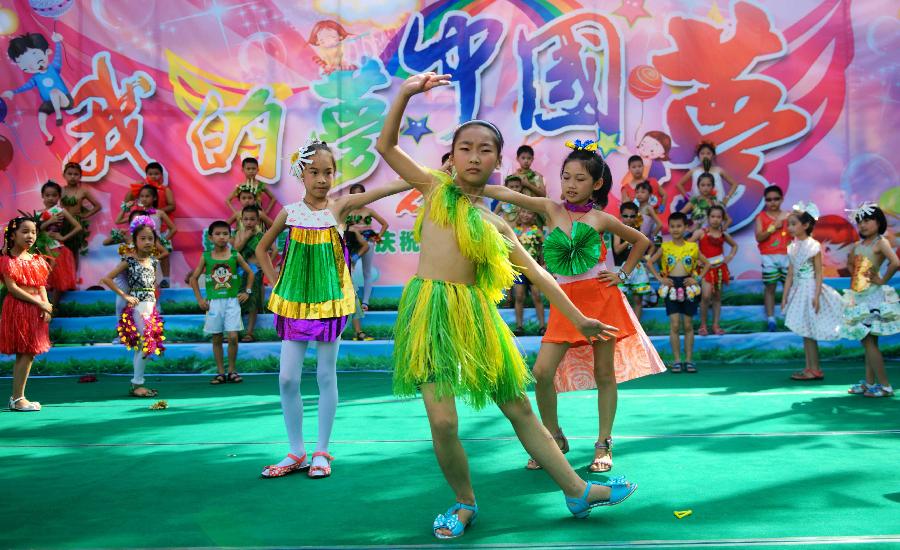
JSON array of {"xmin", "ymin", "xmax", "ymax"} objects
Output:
[{"xmin": 3, "ymin": 32, "xmax": 72, "ymax": 145}]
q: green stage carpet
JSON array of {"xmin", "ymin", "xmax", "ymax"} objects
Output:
[{"xmin": 1, "ymin": 360, "xmax": 898, "ymax": 548}]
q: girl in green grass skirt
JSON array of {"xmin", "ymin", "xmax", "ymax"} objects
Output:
[{"xmin": 378, "ymin": 72, "xmax": 638, "ymax": 540}]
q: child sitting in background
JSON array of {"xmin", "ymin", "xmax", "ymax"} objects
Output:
[
  {"xmin": 648, "ymin": 212, "xmax": 710, "ymax": 373},
  {"xmin": 226, "ymin": 157, "xmax": 277, "ymax": 217},
  {"xmin": 689, "ymin": 205, "xmax": 737, "ymax": 336},
  {"xmin": 494, "ymin": 175, "xmax": 523, "ymax": 223},
  {"xmin": 512, "ymin": 209, "xmax": 546, "ymax": 335},
  {"xmin": 232, "ymin": 205, "xmax": 271, "ymax": 342},
  {"xmin": 633, "ymin": 181, "xmax": 662, "ymax": 244},
  {"xmin": 621, "ymin": 155, "xmax": 667, "ymax": 214},
  {"xmin": 614, "ymin": 201, "xmax": 652, "ymax": 320},
  {"xmin": 37, "ymin": 180, "xmax": 81, "ymax": 308},
  {"xmin": 345, "ymin": 228, "xmax": 373, "ymax": 341}
]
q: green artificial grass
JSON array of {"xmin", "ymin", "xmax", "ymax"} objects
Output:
[{"xmin": 1, "ymin": 362, "xmax": 898, "ymax": 548}]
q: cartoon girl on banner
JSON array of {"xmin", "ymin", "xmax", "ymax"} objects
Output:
[
  {"xmin": 2, "ymin": 32, "xmax": 72, "ymax": 145},
  {"xmin": 308, "ymin": 20, "xmax": 358, "ymax": 75}
]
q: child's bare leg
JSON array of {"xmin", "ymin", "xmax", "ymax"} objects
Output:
[
  {"xmin": 531, "ymin": 342, "xmax": 569, "ymax": 434},
  {"xmin": 630, "ymin": 293, "xmax": 643, "ymax": 320},
  {"xmin": 803, "ymin": 338, "xmax": 820, "ymax": 373},
  {"xmin": 513, "ymin": 284, "xmax": 525, "ymax": 329},
  {"xmin": 683, "ymin": 314, "xmax": 695, "ymax": 363},
  {"xmin": 352, "ymin": 317, "xmax": 363, "ymax": 335},
  {"xmin": 668, "ymin": 314, "xmax": 682, "ymax": 363},
  {"xmin": 422, "ymin": 384, "xmax": 475, "ymax": 536},
  {"xmin": 764, "ymin": 283, "xmax": 776, "ymax": 318},
  {"xmin": 49, "ymin": 288, "xmax": 61, "ymax": 309},
  {"xmin": 712, "ymin": 287, "xmax": 722, "ymax": 328},
  {"xmin": 592, "ymin": 338, "xmax": 617, "ymax": 462},
  {"xmin": 246, "ymin": 310, "xmax": 257, "ymax": 336},
  {"xmin": 498, "ymin": 396, "xmax": 614, "ymax": 501},
  {"xmin": 12, "ymin": 354, "xmax": 37, "ymax": 406},
  {"xmin": 161, "ymin": 255, "xmax": 171, "ymax": 278},
  {"xmin": 532, "ymin": 288, "xmax": 546, "ymax": 329},
  {"xmin": 863, "ymin": 335, "xmax": 890, "ymax": 386},
  {"xmin": 227, "ymin": 332, "xmax": 238, "ymax": 373},
  {"xmin": 699, "ymin": 282, "xmax": 711, "ymax": 328},
  {"xmin": 212, "ymin": 334, "xmax": 225, "ymax": 374}
]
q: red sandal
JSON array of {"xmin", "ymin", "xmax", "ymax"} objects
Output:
[
  {"xmin": 791, "ymin": 368, "xmax": 824, "ymax": 381},
  {"xmin": 260, "ymin": 453, "xmax": 309, "ymax": 478},
  {"xmin": 308, "ymin": 451, "xmax": 334, "ymax": 479}
]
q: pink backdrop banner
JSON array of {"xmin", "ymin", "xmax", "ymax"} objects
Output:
[{"xmin": 0, "ymin": 0, "xmax": 896, "ymax": 286}]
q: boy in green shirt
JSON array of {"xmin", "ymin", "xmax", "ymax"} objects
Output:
[{"xmin": 189, "ymin": 220, "xmax": 254, "ymax": 384}]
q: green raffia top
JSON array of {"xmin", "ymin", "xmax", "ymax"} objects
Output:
[
  {"xmin": 543, "ymin": 221, "xmax": 604, "ymax": 277},
  {"xmin": 413, "ymin": 170, "xmax": 518, "ymax": 304}
]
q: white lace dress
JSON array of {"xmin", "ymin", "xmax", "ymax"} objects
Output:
[{"xmin": 783, "ymin": 238, "xmax": 844, "ymax": 341}]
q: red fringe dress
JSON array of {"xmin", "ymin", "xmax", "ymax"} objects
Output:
[
  {"xmin": 41, "ymin": 208, "xmax": 78, "ymax": 291},
  {"xmin": 0, "ymin": 254, "xmax": 52, "ymax": 355},
  {"xmin": 698, "ymin": 230, "xmax": 730, "ymax": 290}
]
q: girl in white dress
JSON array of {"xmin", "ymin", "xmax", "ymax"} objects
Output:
[{"xmin": 781, "ymin": 201, "xmax": 845, "ymax": 381}]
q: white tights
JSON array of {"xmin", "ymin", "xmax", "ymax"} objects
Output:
[
  {"xmin": 130, "ymin": 301, "xmax": 155, "ymax": 385},
  {"xmin": 278, "ymin": 340, "xmax": 340, "ymax": 459},
  {"xmin": 360, "ymin": 247, "xmax": 375, "ymax": 305}
]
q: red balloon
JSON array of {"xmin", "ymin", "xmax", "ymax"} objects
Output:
[
  {"xmin": 0, "ymin": 135, "xmax": 12, "ymax": 171},
  {"xmin": 628, "ymin": 65, "xmax": 662, "ymax": 101}
]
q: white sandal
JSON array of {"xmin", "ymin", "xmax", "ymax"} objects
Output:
[{"xmin": 9, "ymin": 397, "xmax": 41, "ymax": 412}]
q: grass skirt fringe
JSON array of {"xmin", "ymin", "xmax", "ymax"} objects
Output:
[{"xmin": 392, "ymin": 277, "xmax": 531, "ymax": 409}]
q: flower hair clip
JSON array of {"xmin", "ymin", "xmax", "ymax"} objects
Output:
[
  {"xmin": 845, "ymin": 201, "xmax": 877, "ymax": 222},
  {"xmin": 565, "ymin": 139, "xmax": 598, "ymax": 152},
  {"xmin": 792, "ymin": 201, "xmax": 820, "ymax": 221},
  {"xmin": 129, "ymin": 215, "xmax": 157, "ymax": 233},
  {"xmin": 289, "ymin": 136, "xmax": 324, "ymax": 179}
]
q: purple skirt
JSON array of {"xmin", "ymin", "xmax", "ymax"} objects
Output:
[{"xmin": 275, "ymin": 315, "xmax": 348, "ymax": 342}]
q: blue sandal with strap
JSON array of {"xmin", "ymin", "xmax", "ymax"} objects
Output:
[
  {"xmin": 432, "ymin": 502, "xmax": 478, "ymax": 539},
  {"xmin": 566, "ymin": 476, "xmax": 637, "ymax": 518}
]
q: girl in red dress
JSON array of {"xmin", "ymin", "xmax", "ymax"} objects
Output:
[
  {"xmin": 690, "ymin": 205, "xmax": 738, "ymax": 335},
  {"xmin": 1, "ymin": 217, "xmax": 53, "ymax": 411},
  {"xmin": 38, "ymin": 181, "xmax": 82, "ymax": 307}
]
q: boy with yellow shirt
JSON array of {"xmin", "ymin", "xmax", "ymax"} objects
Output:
[{"xmin": 648, "ymin": 212, "xmax": 709, "ymax": 373}]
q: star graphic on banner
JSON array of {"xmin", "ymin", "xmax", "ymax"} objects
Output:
[
  {"xmin": 596, "ymin": 131, "xmax": 620, "ymax": 158},
  {"xmin": 613, "ymin": 0, "xmax": 652, "ymax": 27},
  {"xmin": 402, "ymin": 115, "xmax": 434, "ymax": 144}
]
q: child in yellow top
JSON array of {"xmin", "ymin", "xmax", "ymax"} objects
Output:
[{"xmin": 648, "ymin": 212, "xmax": 709, "ymax": 373}]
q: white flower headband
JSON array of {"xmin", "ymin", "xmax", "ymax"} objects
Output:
[
  {"xmin": 792, "ymin": 201, "xmax": 820, "ymax": 221},
  {"xmin": 845, "ymin": 201, "xmax": 878, "ymax": 222},
  {"xmin": 289, "ymin": 135, "xmax": 325, "ymax": 179}
]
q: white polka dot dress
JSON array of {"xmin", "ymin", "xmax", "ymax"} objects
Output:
[{"xmin": 783, "ymin": 238, "xmax": 844, "ymax": 341}]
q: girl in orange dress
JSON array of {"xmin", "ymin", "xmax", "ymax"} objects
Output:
[
  {"xmin": 1, "ymin": 217, "xmax": 53, "ymax": 411},
  {"xmin": 484, "ymin": 139, "xmax": 666, "ymax": 474}
]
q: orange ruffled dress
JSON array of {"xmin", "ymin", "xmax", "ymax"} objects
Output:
[
  {"xmin": 0, "ymin": 254, "xmax": 52, "ymax": 355},
  {"xmin": 541, "ymin": 222, "xmax": 665, "ymax": 392}
]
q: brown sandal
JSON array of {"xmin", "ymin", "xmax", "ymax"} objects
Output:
[
  {"xmin": 791, "ymin": 368, "xmax": 824, "ymax": 381},
  {"xmin": 210, "ymin": 374, "xmax": 226, "ymax": 385},
  {"xmin": 588, "ymin": 437, "xmax": 613, "ymax": 473},
  {"xmin": 525, "ymin": 429, "xmax": 569, "ymax": 470}
]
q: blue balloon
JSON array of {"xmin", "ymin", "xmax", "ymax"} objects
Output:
[{"xmin": 0, "ymin": 97, "xmax": 6, "ymax": 124}]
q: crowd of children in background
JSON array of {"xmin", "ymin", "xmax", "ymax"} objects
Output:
[{"xmin": 1, "ymin": 136, "xmax": 898, "ymax": 411}]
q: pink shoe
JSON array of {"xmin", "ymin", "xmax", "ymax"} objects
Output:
[
  {"xmin": 713, "ymin": 325, "xmax": 726, "ymax": 335},
  {"xmin": 260, "ymin": 453, "xmax": 310, "ymax": 478},
  {"xmin": 697, "ymin": 325, "xmax": 709, "ymax": 336},
  {"xmin": 309, "ymin": 451, "xmax": 334, "ymax": 479}
]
